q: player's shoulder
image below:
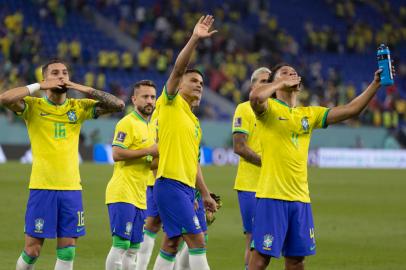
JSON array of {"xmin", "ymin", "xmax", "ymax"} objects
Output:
[{"xmin": 235, "ymin": 101, "xmax": 253, "ymax": 113}]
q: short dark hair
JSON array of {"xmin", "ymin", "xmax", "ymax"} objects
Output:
[
  {"xmin": 268, "ymin": 62, "xmax": 293, "ymax": 83},
  {"xmin": 132, "ymin": 80, "xmax": 156, "ymax": 95},
  {"xmin": 41, "ymin": 58, "xmax": 69, "ymax": 77},
  {"xmin": 184, "ymin": 69, "xmax": 204, "ymax": 79}
]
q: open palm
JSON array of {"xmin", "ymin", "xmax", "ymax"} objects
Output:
[{"xmin": 193, "ymin": 15, "xmax": 217, "ymax": 38}]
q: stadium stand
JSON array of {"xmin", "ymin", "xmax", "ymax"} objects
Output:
[{"xmin": 0, "ymin": 0, "xmax": 405, "ymax": 134}]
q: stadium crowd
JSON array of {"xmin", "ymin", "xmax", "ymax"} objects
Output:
[{"xmin": 0, "ymin": 0, "xmax": 405, "ymax": 130}]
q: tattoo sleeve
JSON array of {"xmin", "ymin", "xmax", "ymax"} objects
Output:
[
  {"xmin": 88, "ymin": 88, "xmax": 125, "ymax": 117},
  {"xmin": 233, "ymin": 133, "xmax": 262, "ymax": 166}
]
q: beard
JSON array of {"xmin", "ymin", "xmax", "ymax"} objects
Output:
[
  {"xmin": 51, "ymin": 86, "xmax": 69, "ymax": 94},
  {"xmin": 138, "ymin": 104, "xmax": 154, "ymax": 116}
]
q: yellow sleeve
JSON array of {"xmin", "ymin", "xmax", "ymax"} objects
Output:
[
  {"xmin": 16, "ymin": 96, "xmax": 34, "ymax": 120},
  {"xmin": 112, "ymin": 118, "xmax": 136, "ymax": 149},
  {"xmin": 160, "ymin": 84, "xmax": 179, "ymax": 105},
  {"xmin": 232, "ymin": 104, "xmax": 251, "ymax": 135},
  {"xmin": 311, "ymin": 106, "xmax": 330, "ymax": 129},
  {"xmin": 78, "ymin": 98, "xmax": 98, "ymax": 121}
]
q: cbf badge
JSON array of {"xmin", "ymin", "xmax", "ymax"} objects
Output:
[
  {"xmin": 263, "ymin": 234, "xmax": 273, "ymax": 251},
  {"xmin": 125, "ymin": 222, "xmax": 133, "ymax": 235},
  {"xmin": 34, "ymin": 218, "xmax": 44, "ymax": 233},
  {"xmin": 301, "ymin": 117, "xmax": 309, "ymax": 133},
  {"xmin": 67, "ymin": 110, "xmax": 77, "ymax": 122}
]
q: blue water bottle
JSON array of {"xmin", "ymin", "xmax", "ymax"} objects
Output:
[{"xmin": 377, "ymin": 44, "xmax": 394, "ymax": 86}]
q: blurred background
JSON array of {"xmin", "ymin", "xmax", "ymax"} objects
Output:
[
  {"xmin": 1, "ymin": 0, "xmax": 406, "ymax": 165},
  {"xmin": 1, "ymin": 1, "xmax": 406, "ymax": 270}
]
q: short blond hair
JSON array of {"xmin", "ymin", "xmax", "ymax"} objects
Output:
[{"xmin": 250, "ymin": 67, "xmax": 271, "ymax": 84}]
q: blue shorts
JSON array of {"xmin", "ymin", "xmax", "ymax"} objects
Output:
[
  {"xmin": 237, "ymin": 191, "xmax": 256, "ymax": 234},
  {"xmin": 196, "ymin": 194, "xmax": 207, "ymax": 232},
  {"xmin": 107, "ymin": 202, "xmax": 146, "ymax": 243},
  {"xmin": 25, "ymin": 190, "xmax": 85, "ymax": 239},
  {"xmin": 146, "ymin": 186, "xmax": 159, "ymax": 217},
  {"xmin": 252, "ymin": 198, "xmax": 316, "ymax": 258},
  {"xmin": 154, "ymin": 178, "xmax": 202, "ymax": 238}
]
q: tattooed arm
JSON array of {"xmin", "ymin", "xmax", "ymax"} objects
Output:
[{"xmin": 64, "ymin": 80, "xmax": 125, "ymax": 117}]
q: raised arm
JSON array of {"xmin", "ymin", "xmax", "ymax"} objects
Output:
[
  {"xmin": 326, "ymin": 69, "xmax": 385, "ymax": 125},
  {"xmin": 112, "ymin": 144, "xmax": 158, "ymax": 162},
  {"xmin": 196, "ymin": 165, "xmax": 217, "ymax": 212},
  {"xmin": 64, "ymin": 80, "xmax": 125, "ymax": 117},
  {"xmin": 233, "ymin": 133, "xmax": 261, "ymax": 166},
  {"xmin": 0, "ymin": 80, "xmax": 65, "ymax": 112},
  {"xmin": 249, "ymin": 76, "xmax": 301, "ymax": 115},
  {"xmin": 165, "ymin": 15, "xmax": 217, "ymax": 95}
]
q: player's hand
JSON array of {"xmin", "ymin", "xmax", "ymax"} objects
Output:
[
  {"xmin": 192, "ymin": 15, "xmax": 218, "ymax": 39},
  {"xmin": 202, "ymin": 194, "xmax": 217, "ymax": 212},
  {"xmin": 62, "ymin": 80, "xmax": 92, "ymax": 93},
  {"xmin": 39, "ymin": 79, "xmax": 65, "ymax": 90},
  {"xmin": 210, "ymin": 192, "xmax": 222, "ymax": 209},
  {"xmin": 276, "ymin": 75, "xmax": 301, "ymax": 90},
  {"xmin": 206, "ymin": 211, "xmax": 216, "ymax": 226},
  {"xmin": 373, "ymin": 63, "xmax": 396, "ymax": 85},
  {"xmin": 146, "ymin": 144, "xmax": 159, "ymax": 158}
]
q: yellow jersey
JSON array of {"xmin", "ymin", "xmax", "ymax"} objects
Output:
[
  {"xmin": 18, "ymin": 96, "xmax": 97, "ymax": 190},
  {"xmin": 232, "ymin": 101, "xmax": 261, "ymax": 192},
  {"xmin": 106, "ymin": 111, "xmax": 156, "ymax": 209},
  {"xmin": 156, "ymin": 86, "xmax": 202, "ymax": 187},
  {"xmin": 256, "ymin": 98, "xmax": 330, "ymax": 202}
]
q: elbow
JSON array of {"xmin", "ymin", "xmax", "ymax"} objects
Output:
[{"xmin": 115, "ymin": 100, "xmax": 125, "ymax": 112}]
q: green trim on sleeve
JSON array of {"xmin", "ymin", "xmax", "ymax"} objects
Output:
[
  {"xmin": 322, "ymin": 108, "xmax": 331, "ymax": 129},
  {"xmin": 112, "ymin": 143, "xmax": 128, "ymax": 149},
  {"xmin": 232, "ymin": 128, "xmax": 249, "ymax": 135},
  {"xmin": 163, "ymin": 84, "xmax": 178, "ymax": 100},
  {"xmin": 92, "ymin": 103, "xmax": 98, "ymax": 119}
]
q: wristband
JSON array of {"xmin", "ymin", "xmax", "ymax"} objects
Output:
[{"xmin": 26, "ymin": 83, "xmax": 41, "ymax": 95}]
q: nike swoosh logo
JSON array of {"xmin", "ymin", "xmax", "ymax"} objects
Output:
[
  {"xmin": 40, "ymin": 112, "xmax": 50, "ymax": 116},
  {"xmin": 278, "ymin": 117, "xmax": 288, "ymax": 120},
  {"xmin": 76, "ymin": 227, "xmax": 85, "ymax": 232},
  {"xmin": 310, "ymin": 245, "xmax": 316, "ymax": 251}
]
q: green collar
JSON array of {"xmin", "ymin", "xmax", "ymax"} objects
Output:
[
  {"xmin": 273, "ymin": 98, "xmax": 292, "ymax": 108},
  {"xmin": 132, "ymin": 110, "xmax": 149, "ymax": 124},
  {"xmin": 44, "ymin": 96, "xmax": 67, "ymax": 106}
]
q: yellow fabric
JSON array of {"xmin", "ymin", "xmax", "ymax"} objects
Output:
[
  {"xmin": 146, "ymin": 99, "xmax": 161, "ymax": 186},
  {"xmin": 232, "ymin": 101, "xmax": 261, "ymax": 192},
  {"xmin": 18, "ymin": 96, "xmax": 97, "ymax": 190},
  {"xmin": 106, "ymin": 111, "xmax": 155, "ymax": 209},
  {"xmin": 156, "ymin": 86, "xmax": 201, "ymax": 187},
  {"xmin": 256, "ymin": 99, "xmax": 329, "ymax": 202}
]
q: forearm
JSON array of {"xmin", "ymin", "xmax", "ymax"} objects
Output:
[
  {"xmin": 250, "ymin": 82, "xmax": 280, "ymax": 104},
  {"xmin": 0, "ymin": 86, "xmax": 29, "ymax": 107},
  {"xmin": 150, "ymin": 157, "xmax": 159, "ymax": 170},
  {"xmin": 327, "ymin": 81, "xmax": 380, "ymax": 124},
  {"xmin": 347, "ymin": 81, "xmax": 380, "ymax": 115},
  {"xmin": 249, "ymin": 82, "xmax": 280, "ymax": 114},
  {"xmin": 166, "ymin": 35, "xmax": 199, "ymax": 94},
  {"xmin": 112, "ymin": 147, "xmax": 150, "ymax": 162},
  {"xmin": 86, "ymin": 88, "xmax": 125, "ymax": 112},
  {"xmin": 236, "ymin": 146, "xmax": 261, "ymax": 166},
  {"xmin": 196, "ymin": 166, "xmax": 210, "ymax": 197}
]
